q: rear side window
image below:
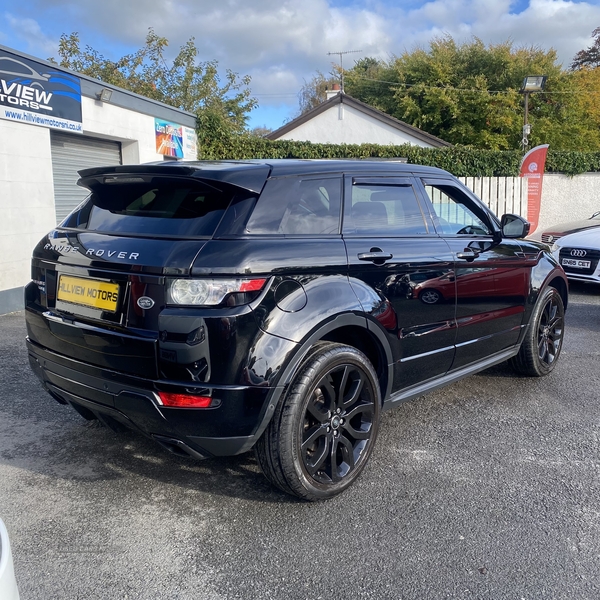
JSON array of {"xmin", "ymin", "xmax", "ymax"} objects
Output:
[
  {"xmin": 344, "ymin": 183, "xmax": 429, "ymax": 235},
  {"xmin": 62, "ymin": 177, "xmax": 241, "ymax": 237},
  {"xmin": 246, "ymin": 176, "xmax": 342, "ymax": 235}
]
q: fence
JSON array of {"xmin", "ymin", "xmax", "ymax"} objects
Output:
[{"xmin": 459, "ymin": 177, "xmax": 528, "ymax": 219}]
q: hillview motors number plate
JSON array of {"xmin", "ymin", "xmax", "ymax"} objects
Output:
[
  {"xmin": 57, "ymin": 275, "xmax": 120, "ymax": 313},
  {"xmin": 562, "ymin": 258, "xmax": 591, "ymax": 269}
]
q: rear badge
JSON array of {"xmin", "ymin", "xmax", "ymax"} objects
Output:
[{"xmin": 137, "ymin": 296, "xmax": 155, "ymax": 309}]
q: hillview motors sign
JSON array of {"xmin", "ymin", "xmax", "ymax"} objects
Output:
[{"xmin": 0, "ymin": 48, "xmax": 83, "ymax": 133}]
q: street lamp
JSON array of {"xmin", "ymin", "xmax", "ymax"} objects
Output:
[{"xmin": 520, "ymin": 75, "xmax": 547, "ymax": 151}]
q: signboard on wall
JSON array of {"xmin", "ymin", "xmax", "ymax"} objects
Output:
[
  {"xmin": 0, "ymin": 48, "xmax": 83, "ymax": 133},
  {"xmin": 155, "ymin": 118, "xmax": 197, "ymax": 160}
]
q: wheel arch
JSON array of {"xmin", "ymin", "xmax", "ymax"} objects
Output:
[
  {"xmin": 251, "ymin": 313, "xmax": 393, "ymax": 446},
  {"xmin": 546, "ymin": 274, "xmax": 568, "ymax": 311},
  {"xmin": 525, "ymin": 255, "xmax": 569, "ymax": 325}
]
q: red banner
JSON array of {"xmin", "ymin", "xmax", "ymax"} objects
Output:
[{"xmin": 519, "ymin": 144, "xmax": 549, "ymax": 234}]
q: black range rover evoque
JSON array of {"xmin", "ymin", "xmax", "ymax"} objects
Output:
[{"xmin": 25, "ymin": 159, "xmax": 568, "ymax": 500}]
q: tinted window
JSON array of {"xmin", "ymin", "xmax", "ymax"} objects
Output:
[
  {"xmin": 62, "ymin": 178, "xmax": 237, "ymax": 237},
  {"xmin": 246, "ymin": 177, "xmax": 342, "ymax": 235},
  {"xmin": 344, "ymin": 183, "xmax": 428, "ymax": 235}
]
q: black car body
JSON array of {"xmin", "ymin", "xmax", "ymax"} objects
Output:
[{"xmin": 25, "ymin": 160, "xmax": 568, "ymax": 500}]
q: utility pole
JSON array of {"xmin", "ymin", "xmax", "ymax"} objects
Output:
[{"xmin": 327, "ymin": 50, "xmax": 362, "ymax": 93}]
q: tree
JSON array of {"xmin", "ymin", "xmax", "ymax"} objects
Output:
[
  {"xmin": 343, "ymin": 57, "xmax": 400, "ymax": 116},
  {"xmin": 297, "ymin": 70, "xmax": 339, "ymax": 115},
  {"xmin": 51, "ymin": 30, "xmax": 257, "ymax": 133},
  {"xmin": 340, "ymin": 36, "xmax": 595, "ymax": 151},
  {"xmin": 249, "ymin": 125, "xmax": 273, "ymax": 137},
  {"xmin": 571, "ymin": 28, "xmax": 600, "ymax": 70}
]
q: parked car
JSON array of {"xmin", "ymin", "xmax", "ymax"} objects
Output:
[
  {"xmin": 0, "ymin": 518, "xmax": 20, "ymax": 600},
  {"xmin": 25, "ymin": 160, "xmax": 568, "ymax": 501},
  {"xmin": 549, "ymin": 227, "xmax": 600, "ymax": 285},
  {"xmin": 532, "ymin": 211, "xmax": 600, "ymax": 244}
]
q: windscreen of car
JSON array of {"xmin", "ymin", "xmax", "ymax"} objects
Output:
[{"xmin": 61, "ymin": 176, "xmax": 243, "ymax": 237}]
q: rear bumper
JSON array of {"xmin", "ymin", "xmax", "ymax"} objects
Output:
[{"xmin": 27, "ymin": 337, "xmax": 276, "ymax": 458}]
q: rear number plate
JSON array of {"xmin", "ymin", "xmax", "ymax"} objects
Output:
[
  {"xmin": 562, "ymin": 258, "xmax": 591, "ymax": 269},
  {"xmin": 57, "ymin": 275, "xmax": 120, "ymax": 313}
]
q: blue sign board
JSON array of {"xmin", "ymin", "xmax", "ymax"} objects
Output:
[{"xmin": 0, "ymin": 48, "xmax": 83, "ymax": 133}]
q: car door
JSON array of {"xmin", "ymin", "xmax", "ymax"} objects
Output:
[
  {"xmin": 416, "ymin": 177, "xmax": 529, "ymax": 370},
  {"xmin": 343, "ymin": 175, "xmax": 457, "ymax": 392}
]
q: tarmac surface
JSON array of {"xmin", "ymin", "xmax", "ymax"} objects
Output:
[{"xmin": 1, "ymin": 281, "xmax": 599, "ymax": 599}]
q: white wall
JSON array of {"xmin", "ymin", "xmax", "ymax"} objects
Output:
[
  {"xmin": 0, "ymin": 120, "xmax": 55, "ymax": 295},
  {"xmin": 81, "ymin": 97, "xmax": 165, "ymax": 164},
  {"xmin": 276, "ymin": 104, "xmax": 436, "ymax": 148},
  {"xmin": 537, "ymin": 173, "xmax": 600, "ymax": 233},
  {"xmin": 0, "ymin": 97, "xmax": 193, "ymax": 313}
]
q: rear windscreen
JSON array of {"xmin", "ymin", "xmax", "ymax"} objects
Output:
[{"xmin": 62, "ymin": 177, "xmax": 242, "ymax": 237}]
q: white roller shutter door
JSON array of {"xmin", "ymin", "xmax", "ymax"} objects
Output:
[{"xmin": 51, "ymin": 132, "xmax": 122, "ymax": 224}]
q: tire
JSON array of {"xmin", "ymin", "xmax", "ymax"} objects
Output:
[
  {"xmin": 510, "ymin": 286, "xmax": 565, "ymax": 377},
  {"xmin": 255, "ymin": 342, "xmax": 381, "ymax": 501},
  {"xmin": 420, "ymin": 289, "xmax": 442, "ymax": 304}
]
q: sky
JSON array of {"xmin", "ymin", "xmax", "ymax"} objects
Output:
[{"xmin": 1, "ymin": 0, "xmax": 600, "ymax": 131}]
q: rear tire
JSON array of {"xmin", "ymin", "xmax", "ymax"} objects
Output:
[
  {"xmin": 510, "ymin": 286, "xmax": 565, "ymax": 377},
  {"xmin": 255, "ymin": 342, "xmax": 381, "ymax": 501}
]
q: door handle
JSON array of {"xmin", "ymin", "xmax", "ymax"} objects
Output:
[
  {"xmin": 456, "ymin": 248, "xmax": 479, "ymax": 261},
  {"xmin": 357, "ymin": 252, "xmax": 393, "ymax": 263}
]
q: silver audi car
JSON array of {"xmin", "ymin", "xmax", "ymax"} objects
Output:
[{"xmin": 550, "ymin": 228, "xmax": 600, "ymax": 284}]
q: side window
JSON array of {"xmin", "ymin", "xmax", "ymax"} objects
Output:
[
  {"xmin": 423, "ymin": 182, "xmax": 491, "ymax": 235},
  {"xmin": 245, "ymin": 177, "xmax": 341, "ymax": 235},
  {"xmin": 344, "ymin": 183, "xmax": 428, "ymax": 235}
]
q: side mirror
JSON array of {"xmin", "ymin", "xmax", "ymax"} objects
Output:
[{"xmin": 501, "ymin": 214, "xmax": 530, "ymax": 239}]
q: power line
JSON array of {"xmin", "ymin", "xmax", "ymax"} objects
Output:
[{"xmin": 350, "ymin": 74, "xmax": 600, "ymax": 95}]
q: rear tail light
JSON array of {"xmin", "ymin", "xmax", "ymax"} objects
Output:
[
  {"xmin": 167, "ymin": 278, "xmax": 267, "ymax": 306},
  {"xmin": 157, "ymin": 392, "xmax": 214, "ymax": 408}
]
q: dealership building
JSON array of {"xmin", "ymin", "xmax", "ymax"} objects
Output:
[{"xmin": 0, "ymin": 44, "xmax": 197, "ymax": 315}]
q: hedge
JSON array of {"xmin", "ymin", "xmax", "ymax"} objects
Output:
[{"xmin": 197, "ymin": 134, "xmax": 600, "ymax": 177}]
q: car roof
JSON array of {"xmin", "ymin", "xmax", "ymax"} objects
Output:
[{"xmin": 78, "ymin": 159, "xmax": 452, "ymax": 194}]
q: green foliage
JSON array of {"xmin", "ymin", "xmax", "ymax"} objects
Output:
[
  {"xmin": 340, "ymin": 36, "xmax": 597, "ymax": 151},
  {"xmin": 198, "ymin": 133, "xmax": 600, "ymax": 177},
  {"xmin": 51, "ymin": 30, "xmax": 257, "ymax": 132},
  {"xmin": 545, "ymin": 150, "xmax": 600, "ymax": 175}
]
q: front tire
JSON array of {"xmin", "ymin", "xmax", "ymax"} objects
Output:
[
  {"xmin": 255, "ymin": 343, "xmax": 381, "ymax": 501},
  {"xmin": 511, "ymin": 286, "xmax": 565, "ymax": 376}
]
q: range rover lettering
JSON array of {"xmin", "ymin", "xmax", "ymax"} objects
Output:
[{"xmin": 25, "ymin": 160, "xmax": 568, "ymax": 501}]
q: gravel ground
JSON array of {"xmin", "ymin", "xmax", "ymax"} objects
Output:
[{"xmin": 1, "ymin": 281, "xmax": 599, "ymax": 600}]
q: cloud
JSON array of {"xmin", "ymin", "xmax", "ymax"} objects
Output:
[
  {"xmin": 4, "ymin": 13, "xmax": 57, "ymax": 57},
  {"xmin": 389, "ymin": 0, "xmax": 600, "ymax": 67},
  {"xmin": 4, "ymin": 0, "xmax": 600, "ymax": 127}
]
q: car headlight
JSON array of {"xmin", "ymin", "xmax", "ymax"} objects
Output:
[
  {"xmin": 551, "ymin": 241, "xmax": 560, "ymax": 253},
  {"xmin": 167, "ymin": 278, "xmax": 267, "ymax": 306}
]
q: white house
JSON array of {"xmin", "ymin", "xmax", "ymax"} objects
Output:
[
  {"xmin": 0, "ymin": 44, "xmax": 198, "ymax": 315},
  {"xmin": 266, "ymin": 90, "xmax": 450, "ymax": 148}
]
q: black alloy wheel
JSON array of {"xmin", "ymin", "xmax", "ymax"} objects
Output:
[
  {"xmin": 536, "ymin": 291, "xmax": 564, "ymax": 367},
  {"xmin": 511, "ymin": 286, "xmax": 565, "ymax": 377},
  {"xmin": 255, "ymin": 343, "xmax": 381, "ymax": 501}
]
